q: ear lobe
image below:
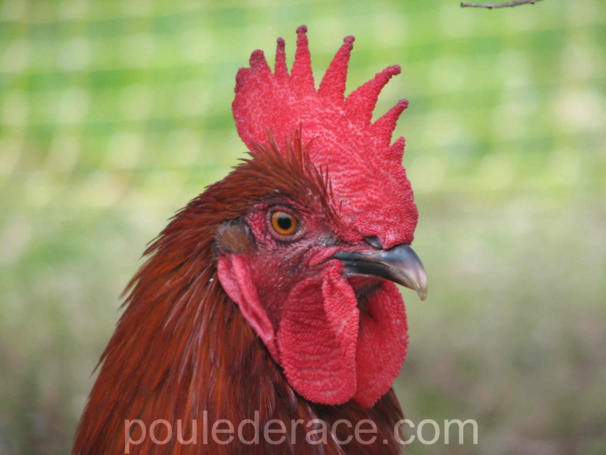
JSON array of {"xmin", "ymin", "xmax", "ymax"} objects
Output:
[{"xmin": 217, "ymin": 255, "xmax": 278, "ymax": 360}]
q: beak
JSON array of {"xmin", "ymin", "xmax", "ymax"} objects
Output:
[{"xmin": 332, "ymin": 243, "xmax": 428, "ymax": 301}]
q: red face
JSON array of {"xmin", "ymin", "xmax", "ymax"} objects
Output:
[{"xmin": 217, "ymin": 189, "xmax": 426, "ymax": 407}]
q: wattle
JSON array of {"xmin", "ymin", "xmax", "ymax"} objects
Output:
[{"xmin": 277, "ymin": 262, "xmax": 408, "ymax": 407}]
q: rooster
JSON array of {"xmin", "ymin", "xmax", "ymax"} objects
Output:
[{"xmin": 73, "ymin": 26, "xmax": 427, "ymax": 455}]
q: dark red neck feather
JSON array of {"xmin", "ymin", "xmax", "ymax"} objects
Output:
[{"xmin": 73, "ymin": 146, "xmax": 404, "ymax": 455}]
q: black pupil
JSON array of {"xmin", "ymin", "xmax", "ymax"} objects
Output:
[{"xmin": 277, "ymin": 215, "xmax": 292, "ymax": 231}]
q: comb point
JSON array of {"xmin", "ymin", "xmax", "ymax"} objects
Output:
[
  {"xmin": 275, "ymin": 37, "xmax": 288, "ymax": 80},
  {"xmin": 291, "ymin": 25, "xmax": 315, "ymax": 95},
  {"xmin": 345, "ymin": 65, "xmax": 402, "ymax": 125},
  {"xmin": 387, "ymin": 137, "xmax": 406, "ymax": 162},
  {"xmin": 318, "ymin": 34, "xmax": 356, "ymax": 103},
  {"xmin": 372, "ymin": 98, "xmax": 409, "ymax": 146},
  {"xmin": 249, "ymin": 49, "xmax": 269, "ymax": 69}
]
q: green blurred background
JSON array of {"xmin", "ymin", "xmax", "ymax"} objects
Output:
[{"xmin": 1, "ymin": 0, "xmax": 605, "ymax": 454}]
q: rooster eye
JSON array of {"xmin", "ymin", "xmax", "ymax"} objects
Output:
[{"xmin": 270, "ymin": 211, "xmax": 298, "ymax": 236}]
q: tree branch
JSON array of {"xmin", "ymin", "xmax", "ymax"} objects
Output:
[{"xmin": 460, "ymin": 0, "xmax": 543, "ymax": 8}]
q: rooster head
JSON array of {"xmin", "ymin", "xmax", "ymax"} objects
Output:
[{"xmin": 215, "ymin": 26, "xmax": 426, "ymax": 408}]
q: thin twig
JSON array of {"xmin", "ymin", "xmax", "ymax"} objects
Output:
[{"xmin": 461, "ymin": 0, "xmax": 543, "ymax": 8}]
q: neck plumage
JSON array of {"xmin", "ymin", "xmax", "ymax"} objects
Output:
[{"xmin": 73, "ymin": 198, "xmax": 404, "ymax": 455}]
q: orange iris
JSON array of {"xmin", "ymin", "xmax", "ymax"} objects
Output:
[{"xmin": 270, "ymin": 211, "xmax": 298, "ymax": 236}]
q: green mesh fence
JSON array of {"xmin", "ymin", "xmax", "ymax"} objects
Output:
[
  {"xmin": 1, "ymin": 0, "xmax": 604, "ymax": 213},
  {"xmin": 1, "ymin": 1, "xmax": 605, "ymax": 454}
]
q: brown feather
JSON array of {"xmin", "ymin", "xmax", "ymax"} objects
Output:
[{"xmin": 73, "ymin": 135, "xmax": 404, "ymax": 455}]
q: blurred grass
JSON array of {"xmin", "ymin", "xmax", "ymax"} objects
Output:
[{"xmin": 1, "ymin": 0, "xmax": 605, "ymax": 454}]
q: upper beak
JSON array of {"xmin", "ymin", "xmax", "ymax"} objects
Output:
[{"xmin": 332, "ymin": 243, "xmax": 428, "ymax": 301}]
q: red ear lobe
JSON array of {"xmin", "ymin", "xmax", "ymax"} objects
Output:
[{"xmin": 217, "ymin": 255, "xmax": 278, "ymax": 360}]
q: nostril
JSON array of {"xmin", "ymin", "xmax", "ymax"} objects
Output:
[{"xmin": 364, "ymin": 236, "xmax": 383, "ymax": 249}]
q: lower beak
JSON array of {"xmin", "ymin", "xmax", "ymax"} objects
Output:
[{"xmin": 332, "ymin": 243, "xmax": 428, "ymax": 301}]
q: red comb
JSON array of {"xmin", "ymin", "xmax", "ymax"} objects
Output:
[
  {"xmin": 233, "ymin": 25, "xmax": 416, "ymax": 249},
  {"xmin": 233, "ymin": 25, "xmax": 408, "ymax": 165}
]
